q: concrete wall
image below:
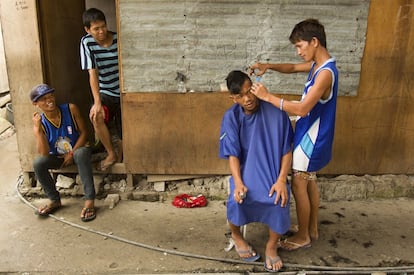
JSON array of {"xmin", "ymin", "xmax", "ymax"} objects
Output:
[
  {"xmin": 0, "ymin": 0, "xmax": 88, "ymax": 171},
  {"xmin": 0, "ymin": 0, "xmax": 43, "ymax": 169},
  {"xmin": 118, "ymin": 0, "xmax": 369, "ymax": 96},
  {"xmin": 0, "ymin": 19, "xmax": 9, "ymax": 93}
]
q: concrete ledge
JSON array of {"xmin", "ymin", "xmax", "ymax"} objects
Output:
[
  {"xmin": 20, "ymin": 173, "xmax": 414, "ymax": 203},
  {"xmin": 52, "ymin": 163, "xmax": 126, "ymax": 174},
  {"xmin": 147, "ymin": 174, "xmax": 208, "ymax": 182},
  {"xmin": 318, "ymin": 174, "xmax": 414, "ymax": 201}
]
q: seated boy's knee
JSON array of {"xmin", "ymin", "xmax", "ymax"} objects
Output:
[
  {"xmin": 33, "ymin": 155, "xmax": 49, "ymax": 170},
  {"xmin": 73, "ymin": 147, "xmax": 91, "ymax": 161},
  {"xmin": 90, "ymin": 115, "xmax": 105, "ymax": 127}
]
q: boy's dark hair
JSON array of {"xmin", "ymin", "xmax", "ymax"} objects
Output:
[
  {"xmin": 225, "ymin": 70, "xmax": 252, "ymax": 94},
  {"xmin": 82, "ymin": 8, "xmax": 106, "ymax": 29},
  {"xmin": 289, "ymin": 18, "xmax": 327, "ymax": 48}
]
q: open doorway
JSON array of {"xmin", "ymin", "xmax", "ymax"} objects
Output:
[
  {"xmin": 85, "ymin": 0, "xmax": 116, "ymax": 31},
  {"xmin": 37, "ymin": 0, "xmax": 123, "ymax": 170}
]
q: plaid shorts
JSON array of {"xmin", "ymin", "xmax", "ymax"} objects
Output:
[{"xmin": 292, "ymin": 170, "xmax": 317, "ymax": 180}]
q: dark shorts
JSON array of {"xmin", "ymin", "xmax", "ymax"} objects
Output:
[{"xmin": 101, "ymin": 93, "xmax": 122, "ymax": 139}]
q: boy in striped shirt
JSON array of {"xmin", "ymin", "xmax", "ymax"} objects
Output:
[{"xmin": 80, "ymin": 8, "xmax": 122, "ymax": 171}]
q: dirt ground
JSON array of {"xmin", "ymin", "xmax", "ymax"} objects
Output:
[{"xmin": 1, "ymin": 129, "xmax": 414, "ymax": 274}]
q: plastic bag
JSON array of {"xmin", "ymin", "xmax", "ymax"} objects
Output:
[{"xmin": 172, "ymin": 194, "xmax": 207, "ymax": 208}]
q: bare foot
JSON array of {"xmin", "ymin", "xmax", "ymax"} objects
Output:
[
  {"xmin": 288, "ymin": 224, "xmax": 318, "ymax": 240},
  {"xmin": 96, "ymin": 156, "xmax": 116, "ymax": 171},
  {"xmin": 310, "ymin": 230, "xmax": 319, "ymax": 241}
]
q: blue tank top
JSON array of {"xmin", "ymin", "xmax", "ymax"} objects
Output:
[
  {"xmin": 293, "ymin": 58, "xmax": 338, "ymax": 172},
  {"xmin": 41, "ymin": 104, "xmax": 80, "ymax": 155}
]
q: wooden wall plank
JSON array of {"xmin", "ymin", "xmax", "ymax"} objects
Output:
[
  {"xmin": 324, "ymin": 0, "xmax": 414, "ymax": 174},
  {"xmin": 4, "ymin": 0, "xmax": 414, "ymax": 175},
  {"xmin": 123, "ymin": 92, "xmax": 232, "ymax": 174},
  {"xmin": 120, "ymin": 0, "xmax": 414, "ymax": 175}
]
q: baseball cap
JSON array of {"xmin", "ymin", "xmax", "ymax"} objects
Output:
[{"xmin": 30, "ymin": 84, "xmax": 55, "ymax": 102}]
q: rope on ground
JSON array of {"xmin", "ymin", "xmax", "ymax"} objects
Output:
[{"xmin": 15, "ymin": 174, "xmax": 414, "ymax": 274}]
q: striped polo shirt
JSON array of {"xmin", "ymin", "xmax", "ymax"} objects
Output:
[{"xmin": 80, "ymin": 32, "xmax": 120, "ymax": 98}]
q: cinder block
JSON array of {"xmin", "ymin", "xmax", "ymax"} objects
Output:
[
  {"xmin": 104, "ymin": 194, "xmax": 120, "ymax": 209},
  {"xmin": 153, "ymin": 181, "xmax": 165, "ymax": 192}
]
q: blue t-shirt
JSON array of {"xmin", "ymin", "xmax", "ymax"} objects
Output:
[{"xmin": 219, "ymin": 101, "xmax": 293, "ymax": 234}]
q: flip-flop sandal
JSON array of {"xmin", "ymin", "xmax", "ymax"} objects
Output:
[
  {"xmin": 235, "ymin": 244, "xmax": 261, "ymax": 262},
  {"xmin": 264, "ymin": 255, "xmax": 283, "ymax": 272},
  {"xmin": 280, "ymin": 239, "xmax": 311, "ymax": 251},
  {"xmin": 35, "ymin": 201, "xmax": 61, "ymax": 216},
  {"xmin": 81, "ymin": 207, "xmax": 96, "ymax": 222}
]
